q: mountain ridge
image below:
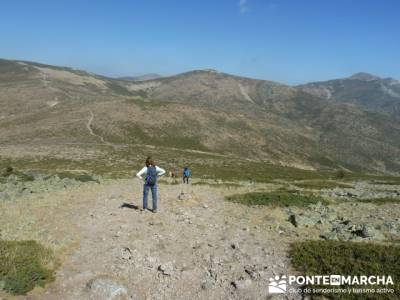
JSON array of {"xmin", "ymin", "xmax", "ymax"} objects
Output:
[{"xmin": 1, "ymin": 58, "xmax": 400, "ymax": 173}]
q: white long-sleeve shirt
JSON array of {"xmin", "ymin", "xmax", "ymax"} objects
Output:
[{"xmin": 136, "ymin": 166, "xmax": 166, "ymax": 180}]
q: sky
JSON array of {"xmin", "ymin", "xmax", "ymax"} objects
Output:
[{"xmin": 0, "ymin": 0, "xmax": 399, "ymax": 85}]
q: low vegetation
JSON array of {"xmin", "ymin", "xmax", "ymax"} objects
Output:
[
  {"xmin": 371, "ymin": 180, "xmax": 400, "ymax": 185},
  {"xmin": 0, "ymin": 166, "xmax": 34, "ymax": 184},
  {"xmin": 355, "ymin": 197, "xmax": 400, "ymax": 205},
  {"xmin": 1, "ymin": 166, "xmax": 99, "ymax": 184},
  {"xmin": 0, "ymin": 240, "xmax": 57, "ymax": 295},
  {"xmin": 2, "ymin": 152, "xmax": 400, "ymax": 185},
  {"xmin": 192, "ymin": 181, "xmax": 241, "ymax": 187},
  {"xmin": 158, "ymin": 178, "xmax": 180, "ymax": 185},
  {"xmin": 293, "ymin": 180, "xmax": 353, "ymax": 190},
  {"xmin": 225, "ymin": 190, "xmax": 327, "ymax": 207},
  {"xmin": 55, "ymin": 172, "xmax": 99, "ymax": 183},
  {"xmin": 290, "ymin": 240, "xmax": 400, "ymax": 299}
]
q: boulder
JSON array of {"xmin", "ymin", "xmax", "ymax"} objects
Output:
[
  {"xmin": 86, "ymin": 276, "xmax": 129, "ymax": 300},
  {"xmin": 352, "ymin": 224, "xmax": 386, "ymax": 241},
  {"xmin": 288, "ymin": 214, "xmax": 316, "ymax": 227}
]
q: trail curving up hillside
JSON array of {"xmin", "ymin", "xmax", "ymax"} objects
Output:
[{"xmin": 86, "ymin": 111, "xmax": 110, "ymax": 145}]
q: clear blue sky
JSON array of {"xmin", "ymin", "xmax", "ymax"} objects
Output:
[{"xmin": 1, "ymin": 0, "xmax": 399, "ymax": 84}]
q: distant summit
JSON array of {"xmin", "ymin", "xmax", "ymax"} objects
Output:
[
  {"xmin": 349, "ymin": 72, "xmax": 380, "ymax": 81},
  {"xmin": 117, "ymin": 73, "xmax": 162, "ymax": 81}
]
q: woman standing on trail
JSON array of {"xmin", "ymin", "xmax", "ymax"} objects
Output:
[{"xmin": 136, "ymin": 157, "xmax": 166, "ymax": 213}]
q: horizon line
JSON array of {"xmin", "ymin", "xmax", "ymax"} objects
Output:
[{"xmin": 1, "ymin": 56, "xmax": 398, "ymax": 86}]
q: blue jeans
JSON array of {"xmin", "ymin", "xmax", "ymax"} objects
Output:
[{"xmin": 143, "ymin": 183, "xmax": 157, "ymax": 210}]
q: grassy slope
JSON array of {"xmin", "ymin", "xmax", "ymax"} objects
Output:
[
  {"xmin": 290, "ymin": 240, "xmax": 400, "ymax": 300},
  {"xmin": 0, "ymin": 240, "xmax": 57, "ymax": 295}
]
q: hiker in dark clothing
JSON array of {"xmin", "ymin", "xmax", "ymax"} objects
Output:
[
  {"xmin": 183, "ymin": 167, "xmax": 190, "ymax": 184},
  {"xmin": 136, "ymin": 157, "xmax": 166, "ymax": 213}
]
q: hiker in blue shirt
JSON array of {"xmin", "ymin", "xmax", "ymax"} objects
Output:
[
  {"xmin": 182, "ymin": 167, "xmax": 191, "ymax": 184},
  {"xmin": 136, "ymin": 157, "xmax": 165, "ymax": 213}
]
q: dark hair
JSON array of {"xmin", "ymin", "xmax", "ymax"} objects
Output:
[{"xmin": 145, "ymin": 156, "xmax": 155, "ymax": 167}]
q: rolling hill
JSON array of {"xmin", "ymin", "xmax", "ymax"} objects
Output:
[
  {"xmin": 1, "ymin": 58, "xmax": 400, "ymax": 173},
  {"xmin": 298, "ymin": 72, "xmax": 400, "ymax": 119}
]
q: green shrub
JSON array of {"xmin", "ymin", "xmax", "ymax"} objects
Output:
[
  {"xmin": 0, "ymin": 167, "xmax": 34, "ymax": 184},
  {"xmin": 225, "ymin": 191, "xmax": 326, "ymax": 207},
  {"xmin": 56, "ymin": 172, "xmax": 99, "ymax": 183},
  {"xmin": 335, "ymin": 170, "xmax": 345, "ymax": 179},
  {"xmin": 0, "ymin": 240, "xmax": 57, "ymax": 295},
  {"xmin": 294, "ymin": 180, "xmax": 353, "ymax": 190},
  {"xmin": 2, "ymin": 166, "xmax": 14, "ymax": 177},
  {"xmin": 192, "ymin": 181, "xmax": 241, "ymax": 187},
  {"xmin": 290, "ymin": 240, "xmax": 400, "ymax": 299},
  {"xmin": 355, "ymin": 197, "xmax": 400, "ymax": 205}
]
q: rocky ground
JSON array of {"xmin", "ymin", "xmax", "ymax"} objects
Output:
[
  {"xmin": 321, "ymin": 181, "xmax": 400, "ymax": 199},
  {"xmin": 0, "ymin": 176, "xmax": 399, "ymax": 300},
  {"xmin": 0, "ymin": 173, "xmax": 88, "ymax": 201}
]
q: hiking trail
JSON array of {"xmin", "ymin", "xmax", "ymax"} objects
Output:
[
  {"xmin": 0, "ymin": 179, "xmax": 300, "ymax": 300},
  {"xmin": 86, "ymin": 111, "xmax": 111, "ymax": 145}
]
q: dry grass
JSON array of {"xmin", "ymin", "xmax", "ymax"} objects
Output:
[{"xmin": 0, "ymin": 240, "xmax": 57, "ymax": 295}]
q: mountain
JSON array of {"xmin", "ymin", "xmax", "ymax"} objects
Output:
[
  {"xmin": 1, "ymin": 58, "xmax": 400, "ymax": 173},
  {"xmin": 117, "ymin": 73, "xmax": 162, "ymax": 81},
  {"xmin": 298, "ymin": 72, "xmax": 400, "ymax": 119}
]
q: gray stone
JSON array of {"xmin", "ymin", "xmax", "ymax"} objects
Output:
[
  {"xmin": 178, "ymin": 192, "xmax": 191, "ymax": 201},
  {"xmin": 288, "ymin": 214, "xmax": 315, "ymax": 227},
  {"xmin": 351, "ymin": 224, "xmax": 386, "ymax": 241},
  {"xmin": 0, "ymin": 192, "xmax": 11, "ymax": 201},
  {"xmin": 158, "ymin": 262, "xmax": 174, "ymax": 276},
  {"xmin": 201, "ymin": 280, "xmax": 214, "ymax": 290},
  {"xmin": 231, "ymin": 279, "xmax": 252, "ymax": 290},
  {"xmin": 86, "ymin": 276, "xmax": 129, "ymax": 300},
  {"xmin": 320, "ymin": 232, "xmax": 338, "ymax": 240}
]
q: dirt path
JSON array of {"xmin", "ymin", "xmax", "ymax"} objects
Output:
[
  {"xmin": 83, "ymin": 111, "xmax": 235, "ymax": 158},
  {"xmin": 0, "ymin": 180, "xmax": 300, "ymax": 300},
  {"xmin": 86, "ymin": 111, "xmax": 106, "ymax": 143}
]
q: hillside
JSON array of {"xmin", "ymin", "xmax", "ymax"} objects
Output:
[
  {"xmin": 298, "ymin": 72, "xmax": 400, "ymax": 119},
  {"xmin": 1, "ymin": 59, "xmax": 400, "ymax": 173},
  {"xmin": 117, "ymin": 73, "xmax": 162, "ymax": 81}
]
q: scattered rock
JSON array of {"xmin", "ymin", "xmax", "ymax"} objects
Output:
[
  {"xmin": 231, "ymin": 279, "xmax": 252, "ymax": 290},
  {"xmin": 158, "ymin": 262, "xmax": 174, "ymax": 276},
  {"xmin": 86, "ymin": 276, "xmax": 129, "ymax": 300},
  {"xmin": 352, "ymin": 225, "xmax": 386, "ymax": 240},
  {"xmin": 201, "ymin": 280, "xmax": 214, "ymax": 290},
  {"xmin": 119, "ymin": 247, "xmax": 133, "ymax": 261},
  {"xmin": 231, "ymin": 242, "xmax": 239, "ymax": 250},
  {"xmin": 178, "ymin": 192, "xmax": 191, "ymax": 201},
  {"xmin": 244, "ymin": 265, "xmax": 259, "ymax": 280},
  {"xmin": 288, "ymin": 214, "xmax": 316, "ymax": 227}
]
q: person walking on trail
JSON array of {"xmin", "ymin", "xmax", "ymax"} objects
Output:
[
  {"xmin": 136, "ymin": 157, "xmax": 166, "ymax": 213},
  {"xmin": 183, "ymin": 167, "xmax": 191, "ymax": 184}
]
